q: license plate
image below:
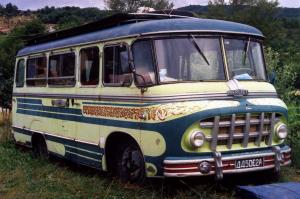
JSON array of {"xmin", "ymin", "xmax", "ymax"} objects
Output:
[{"xmin": 235, "ymin": 157, "xmax": 264, "ymax": 169}]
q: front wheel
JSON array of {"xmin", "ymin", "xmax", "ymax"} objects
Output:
[{"xmin": 116, "ymin": 142, "xmax": 146, "ymax": 184}]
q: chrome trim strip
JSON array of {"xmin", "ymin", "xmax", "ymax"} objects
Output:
[
  {"xmin": 163, "ymin": 150, "xmax": 285, "ymax": 164},
  {"xmin": 200, "ymin": 118, "xmax": 273, "ymax": 128},
  {"xmin": 205, "ymin": 131, "xmax": 269, "ymax": 141},
  {"xmin": 242, "ymin": 113, "xmax": 251, "ymax": 148},
  {"xmin": 164, "ymin": 158, "xmax": 213, "ymax": 164},
  {"xmin": 264, "ymin": 159, "xmax": 275, "ymax": 163},
  {"xmin": 12, "ymin": 92, "xmax": 278, "ymax": 102},
  {"xmin": 282, "ymin": 148, "xmax": 292, "ymax": 153},
  {"xmin": 65, "ymin": 144, "xmax": 102, "ymax": 155},
  {"xmin": 268, "ymin": 113, "xmax": 276, "ymax": 146},
  {"xmin": 256, "ymin": 112, "xmax": 265, "ymax": 146},
  {"xmin": 222, "ymin": 152, "xmax": 275, "ymax": 161},
  {"xmin": 283, "ymin": 160, "xmax": 291, "ymax": 166},
  {"xmin": 211, "ymin": 116, "xmax": 220, "ymax": 151},
  {"xmin": 227, "ymin": 113, "xmax": 235, "ymax": 149},
  {"xmin": 247, "ymin": 92, "xmax": 278, "ymax": 97},
  {"xmin": 164, "ymin": 171, "xmax": 215, "ymax": 177},
  {"xmin": 164, "ymin": 167, "xmax": 199, "ymax": 171},
  {"xmin": 164, "ymin": 166, "xmax": 276, "ymax": 177}
]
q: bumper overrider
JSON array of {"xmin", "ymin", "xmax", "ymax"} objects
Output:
[{"xmin": 164, "ymin": 145, "xmax": 291, "ymax": 180}]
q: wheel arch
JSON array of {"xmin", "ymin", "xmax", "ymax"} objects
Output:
[{"xmin": 104, "ymin": 131, "xmax": 143, "ymax": 172}]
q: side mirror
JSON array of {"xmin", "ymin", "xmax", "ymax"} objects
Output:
[
  {"xmin": 127, "ymin": 48, "xmax": 154, "ymax": 90},
  {"xmin": 268, "ymin": 71, "xmax": 276, "ymax": 85},
  {"xmin": 127, "ymin": 53, "xmax": 150, "ymax": 88}
]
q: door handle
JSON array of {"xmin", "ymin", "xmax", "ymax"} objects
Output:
[{"xmin": 51, "ymin": 99, "xmax": 69, "ymax": 107}]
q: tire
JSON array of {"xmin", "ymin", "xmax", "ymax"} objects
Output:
[
  {"xmin": 116, "ymin": 141, "xmax": 146, "ymax": 184},
  {"xmin": 32, "ymin": 135, "xmax": 49, "ymax": 160}
]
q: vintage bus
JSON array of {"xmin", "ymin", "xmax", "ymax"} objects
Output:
[{"xmin": 12, "ymin": 13, "xmax": 291, "ymax": 183}]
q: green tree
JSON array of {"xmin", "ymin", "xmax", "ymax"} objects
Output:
[
  {"xmin": 57, "ymin": 15, "xmax": 83, "ymax": 30},
  {"xmin": 0, "ymin": 19, "xmax": 46, "ymax": 108},
  {"xmin": 37, "ymin": 6, "xmax": 112, "ymax": 29},
  {"xmin": 5, "ymin": 3, "xmax": 19, "ymax": 16},
  {"xmin": 0, "ymin": 3, "xmax": 19, "ymax": 17},
  {"xmin": 143, "ymin": 0, "xmax": 174, "ymax": 10},
  {"xmin": 207, "ymin": 0, "xmax": 284, "ymax": 48},
  {"xmin": 264, "ymin": 47, "xmax": 299, "ymax": 103},
  {"xmin": 105, "ymin": 0, "xmax": 174, "ymax": 13}
]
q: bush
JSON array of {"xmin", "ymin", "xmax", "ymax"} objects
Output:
[
  {"xmin": 264, "ymin": 47, "xmax": 300, "ymax": 104},
  {"xmin": 286, "ymin": 106, "xmax": 300, "ymax": 168}
]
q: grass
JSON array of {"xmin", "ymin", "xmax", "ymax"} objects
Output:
[
  {"xmin": 0, "ymin": 121, "xmax": 237, "ymax": 199},
  {"xmin": 0, "ymin": 117, "xmax": 300, "ymax": 199}
]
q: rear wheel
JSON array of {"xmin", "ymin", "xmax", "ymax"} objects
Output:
[
  {"xmin": 116, "ymin": 142, "xmax": 145, "ymax": 184},
  {"xmin": 32, "ymin": 135, "xmax": 49, "ymax": 160}
]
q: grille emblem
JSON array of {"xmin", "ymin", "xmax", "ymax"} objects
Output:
[{"xmin": 227, "ymin": 79, "xmax": 249, "ymax": 96}]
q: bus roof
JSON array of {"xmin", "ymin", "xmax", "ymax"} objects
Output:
[{"xmin": 17, "ymin": 13, "xmax": 264, "ymax": 57}]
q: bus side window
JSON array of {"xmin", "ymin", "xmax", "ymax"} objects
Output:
[
  {"xmin": 103, "ymin": 44, "xmax": 132, "ymax": 86},
  {"xmin": 26, "ymin": 56, "xmax": 47, "ymax": 87},
  {"xmin": 80, "ymin": 47, "xmax": 99, "ymax": 86},
  {"xmin": 15, "ymin": 59, "xmax": 25, "ymax": 87},
  {"xmin": 48, "ymin": 52, "xmax": 76, "ymax": 86}
]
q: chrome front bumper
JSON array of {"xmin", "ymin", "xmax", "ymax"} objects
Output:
[{"xmin": 164, "ymin": 145, "xmax": 291, "ymax": 180}]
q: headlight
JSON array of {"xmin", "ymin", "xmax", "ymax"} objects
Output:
[
  {"xmin": 276, "ymin": 123, "xmax": 288, "ymax": 139},
  {"xmin": 190, "ymin": 131, "xmax": 205, "ymax": 147}
]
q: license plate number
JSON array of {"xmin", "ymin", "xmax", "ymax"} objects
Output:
[{"xmin": 235, "ymin": 158, "xmax": 264, "ymax": 169}]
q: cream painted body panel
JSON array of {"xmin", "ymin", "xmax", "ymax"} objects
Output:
[{"xmin": 12, "ymin": 37, "xmax": 287, "ymax": 177}]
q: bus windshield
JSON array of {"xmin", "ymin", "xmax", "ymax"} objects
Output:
[
  {"xmin": 132, "ymin": 36, "xmax": 267, "ymax": 86},
  {"xmin": 154, "ymin": 37, "xmax": 226, "ymax": 83},
  {"xmin": 224, "ymin": 38, "xmax": 266, "ymax": 80}
]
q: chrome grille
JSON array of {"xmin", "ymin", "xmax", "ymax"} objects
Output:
[{"xmin": 200, "ymin": 112, "xmax": 279, "ymax": 151}]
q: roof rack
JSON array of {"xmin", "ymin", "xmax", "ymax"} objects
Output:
[{"xmin": 26, "ymin": 12, "xmax": 189, "ymax": 46}]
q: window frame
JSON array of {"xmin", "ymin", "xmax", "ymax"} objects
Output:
[
  {"xmin": 26, "ymin": 55, "xmax": 47, "ymax": 87},
  {"xmin": 79, "ymin": 46, "xmax": 100, "ymax": 87},
  {"xmin": 222, "ymin": 36, "xmax": 267, "ymax": 81},
  {"xmin": 102, "ymin": 43, "xmax": 133, "ymax": 87},
  {"xmin": 130, "ymin": 38, "xmax": 159, "ymax": 87},
  {"xmin": 15, "ymin": 58, "xmax": 25, "ymax": 88},
  {"xmin": 48, "ymin": 51, "xmax": 77, "ymax": 87}
]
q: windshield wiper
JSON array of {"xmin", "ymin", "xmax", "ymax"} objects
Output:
[
  {"xmin": 189, "ymin": 35, "xmax": 210, "ymax": 66},
  {"xmin": 243, "ymin": 38, "xmax": 250, "ymax": 65}
]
